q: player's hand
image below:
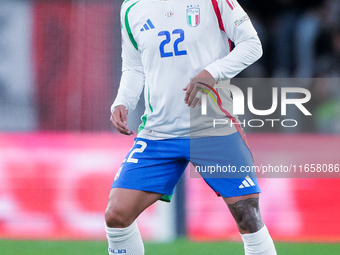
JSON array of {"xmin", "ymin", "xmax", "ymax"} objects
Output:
[
  {"xmin": 183, "ymin": 69, "xmax": 215, "ymax": 108},
  {"xmin": 110, "ymin": 105, "xmax": 134, "ymax": 135}
]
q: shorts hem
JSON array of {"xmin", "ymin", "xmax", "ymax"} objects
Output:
[{"xmin": 111, "ymin": 185, "xmax": 173, "ymax": 202}]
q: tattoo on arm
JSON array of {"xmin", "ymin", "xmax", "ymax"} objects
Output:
[{"xmin": 227, "ymin": 198, "xmax": 264, "ymax": 233}]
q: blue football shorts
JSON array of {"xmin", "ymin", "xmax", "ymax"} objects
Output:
[{"xmin": 112, "ymin": 132, "xmax": 261, "ymax": 202}]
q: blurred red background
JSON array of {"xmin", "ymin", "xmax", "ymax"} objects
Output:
[{"xmin": 0, "ymin": 133, "xmax": 339, "ymax": 242}]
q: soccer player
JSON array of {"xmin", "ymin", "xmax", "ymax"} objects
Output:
[{"xmin": 106, "ymin": 0, "xmax": 277, "ymax": 254}]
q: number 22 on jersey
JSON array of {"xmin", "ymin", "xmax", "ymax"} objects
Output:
[{"xmin": 158, "ymin": 29, "xmax": 187, "ymax": 58}]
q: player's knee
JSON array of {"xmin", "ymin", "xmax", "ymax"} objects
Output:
[
  {"xmin": 227, "ymin": 197, "xmax": 264, "ymax": 233},
  {"xmin": 105, "ymin": 207, "xmax": 134, "ymax": 228}
]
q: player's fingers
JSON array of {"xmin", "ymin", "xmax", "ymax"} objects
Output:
[
  {"xmin": 110, "ymin": 115, "xmax": 122, "ymax": 131},
  {"xmin": 183, "ymin": 83, "xmax": 189, "ymax": 91},
  {"xmin": 191, "ymin": 90, "xmax": 203, "ymax": 108},
  {"xmin": 110, "ymin": 114, "xmax": 116, "ymax": 127},
  {"xmin": 113, "ymin": 110, "xmax": 128, "ymax": 130},
  {"xmin": 188, "ymin": 86, "xmax": 200, "ymax": 107},
  {"xmin": 184, "ymin": 83, "xmax": 193, "ymax": 104},
  {"xmin": 111, "ymin": 116, "xmax": 133, "ymax": 135},
  {"xmin": 112, "ymin": 108, "xmax": 134, "ymax": 135},
  {"xmin": 120, "ymin": 108, "xmax": 128, "ymax": 126},
  {"xmin": 185, "ymin": 82, "xmax": 198, "ymax": 106},
  {"xmin": 111, "ymin": 111, "xmax": 129, "ymax": 132},
  {"xmin": 114, "ymin": 123, "xmax": 133, "ymax": 135},
  {"xmin": 191, "ymin": 97, "xmax": 200, "ymax": 108},
  {"xmin": 118, "ymin": 127, "xmax": 133, "ymax": 135}
]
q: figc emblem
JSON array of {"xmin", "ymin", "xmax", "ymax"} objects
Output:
[{"xmin": 187, "ymin": 6, "xmax": 200, "ymax": 27}]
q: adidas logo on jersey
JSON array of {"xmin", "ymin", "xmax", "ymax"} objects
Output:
[
  {"xmin": 239, "ymin": 175, "xmax": 256, "ymax": 189},
  {"xmin": 140, "ymin": 19, "xmax": 155, "ymax": 32}
]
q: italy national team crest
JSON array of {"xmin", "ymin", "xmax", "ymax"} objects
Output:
[{"xmin": 186, "ymin": 5, "xmax": 200, "ymax": 27}]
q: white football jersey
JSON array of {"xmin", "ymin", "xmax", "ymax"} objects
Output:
[{"xmin": 113, "ymin": 0, "xmax": 260, "ymax": 139}]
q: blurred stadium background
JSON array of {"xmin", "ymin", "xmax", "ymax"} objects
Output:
[{"xmin": 0, "ymin": 0, "xmax": 340, "ymax": 254}]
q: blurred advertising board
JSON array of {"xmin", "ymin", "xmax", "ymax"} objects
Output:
[
  {"xmin": 0, "ymin": 133, "xmax": 339, "ymax": 242},
  {"xmin": 187, "ymin": 134, "xmax": 340, "ymax": 242},
  {"xmin": 0, "ymin": 133, "xmax": 175, "ymax": 241}
]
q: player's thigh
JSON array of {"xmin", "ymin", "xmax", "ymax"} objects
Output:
[
  {"xmin": 105, "ymin": 187, "xmax": 163, "ymax": 228},
  {"xmin": 223, "ymin": 193, "xmax": 259, "ymax": 204},
  {"xmin": 112, "ymin": 138, "xmax": 189, "ymax": 199},
  {"xmin": 191, "ymin": 132, "xmax": 261, "ymax": 197}
]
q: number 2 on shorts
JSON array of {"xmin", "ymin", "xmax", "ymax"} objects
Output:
[{"xmin": 126, "ymin": 141, "xmax": 147, "ymax": 163}]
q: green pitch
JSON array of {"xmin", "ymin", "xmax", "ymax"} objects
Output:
[{"xmin": 0, "ymin": 239, "xmax": 339, "ymax": 255}]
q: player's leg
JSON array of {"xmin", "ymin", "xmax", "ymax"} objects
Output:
[
  {"xmin": 190, "ymin": 133, "xmax": 277, "ymax": 255},
  {"xmin": 105, "ymin": 137, "xmax": 189, "ymax": 255},
  {"xmin": 105, "ymin": 188, "xmax": 163, "ymax": 255},
  {"xmin": 224, "ymin": 194, "xmax": 276, "ymax": 255},
  {"xmin": 105, "ymin": 188, "xmax": 162, "ymax": 228},
  {"xmin": 224, "ymin": 193, "xmax": 263, "ymax": 234}
]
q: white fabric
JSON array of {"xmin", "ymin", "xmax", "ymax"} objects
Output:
[
  {"xmin": 111, "ymin": 69, "xmax": 145, "ymax": 114},
  {"xmin": 241, "ymin": 225, "xmax": 277, "ymax": 255},
  {"xmin": 205, "ymin": 36, "xmax": 262, "ymax": 80},
  {"xmin": 112, "ymin": 0, "xmax": 262, "ymax": 139},
  {"xmin": 105, "ymin": 221, "xmax": 144, "ymax": 255}
]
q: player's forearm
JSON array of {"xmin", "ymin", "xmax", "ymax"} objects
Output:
[
  {"xmin": 111, "ymin": 69, "xmax": 145, "ymax": 113},
  {"xmin": 205, "ymin": 35, "xmax": 263, "ymax": 79}
]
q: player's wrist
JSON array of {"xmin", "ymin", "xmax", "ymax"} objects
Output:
[
  {"xmin": 204, "ymin": 63, "xmax": 221, "ymax": 81},
  {"xmin": 111, "ymin": 104, "xmax": 129, "ymax": 114},
  {"xmin": 114, "ymin": 105, "xmax": 128, "ymax": 113}
]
